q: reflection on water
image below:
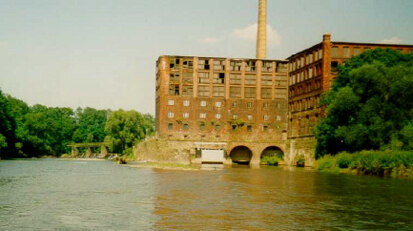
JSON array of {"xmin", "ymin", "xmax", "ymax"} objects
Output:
[{"xmin": 0, "ymin": 159, "xmax": 412, "ymax": 230}]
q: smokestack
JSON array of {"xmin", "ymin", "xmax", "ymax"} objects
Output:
[{"xmin": 256, "ymin": 0, "xmax": 267, "ymax": 59}]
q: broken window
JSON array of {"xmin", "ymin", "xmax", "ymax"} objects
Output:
[
  {"xmin": 198, "ymin": 72, "xmax": 210, "ymax": 84},
  {"xmin": 182, "ymin": 59, "xmax": 193, "ymax": 69},
  {"xmin": 262, "ymin": 61, "xmax": 273, "ymax": 73},
  {"xmin": 230, "ymin": 61, "xmax": 242, "ymax": 71},
  {"xmin": 213, "ymin": 73, "xmax": 225, "ymax": 84},
  {"xmin": 198, "ymin": 59, "xmax": 210, "ymax": 70},
  {"xmin": 245, "ymin": 60, "xmax": 256, "ymax": 72},
  {"xmin": 245, "ymin": 74, "xmax": 256, "ymax": 85},
  {"xmin": 182, "ymin": 86, "xmax": 193, "ymax": 96},
  {"xmin": 169, "ymin": 85, "xmax": 180, "ymax": 95},
  {"xmin": 261, "ymin": 88, "xmax": 272, "ymax": 99},
  {"xmin": 229, "ymin": 74, "xmax": 241, "ymax": 85},
  {"xmin": 213, "ymin": 60, "xmax": 225, "ymax": 71},
  {"xmin": 276, "ymin": 63, "xmax": 287, "ymax": 73},
  {"xmin": 230, "ymin": 87, "xmax": 241, "ymax": 98},
  {"xmin": 169, "ymin": 73, "xmax": 180, "ymax": 83},
  {"xmin": 198, "ymin": 86, "xmax": 210, "ymax": 97},
  {"xmin": 169, "ymin": 58, "xmax": 180, "ymax": 70},
  {"xmin": 212, "ymin": 86, "xmax": 225, "ymax": 97},
  {"xmin": 245, "ymin": 87, "xmax": 256, "ymax": 98},
  {"xmin": 331, "ymin": 61, "xmax": 339, "ymax": 73},
  {"xmin": 247, "ymin": 125, "xmax": 252, "ymax": 132}
]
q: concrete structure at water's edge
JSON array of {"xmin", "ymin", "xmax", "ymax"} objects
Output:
[{"xmin": 151, "ymin": 0, "xmax": 413, "ymax": 166}]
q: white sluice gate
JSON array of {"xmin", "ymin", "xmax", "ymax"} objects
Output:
[{"xmin": 201, "ymin": 149, "xmax": 224, "ymax": 164}]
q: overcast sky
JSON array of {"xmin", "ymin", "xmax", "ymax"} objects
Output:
[{"xmin": 1, "ymin": 0, "xmax": 413, "ymax": 114}]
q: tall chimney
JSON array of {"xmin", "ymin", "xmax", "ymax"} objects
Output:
[{"xmin": 256, "ymin": 0, "xmax": 267, "ymax": 59}]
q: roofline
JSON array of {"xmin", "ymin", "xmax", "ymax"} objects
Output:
[
  {"xmin": 158, "ymin": 55, "xmax": 288, "ymax": 62},
  {"xmin": 331, "ymin": 41, "xmax": 413, "ymax": 48},
  {"xmin": 286, "ymin": 43, "xmax": 322, "ymax": 60}
]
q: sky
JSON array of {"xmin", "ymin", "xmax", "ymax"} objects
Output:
[{"xmin": 1, "ymin": 0, "xmax": 413, "ymax": 115}]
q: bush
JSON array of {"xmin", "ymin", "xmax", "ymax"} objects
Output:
[
  {"xmin": 261, "ymin": 156, "xmax": 280, "ymax": 166},
  {"xmin": 336, "ymin": 152, "xmax": 353, "ymax": 168},
  {"xmin": 316, "ymin": 155, "xmax": 335, "ymax": 171},
  {"xmin": 295, "ymin": 155, "xmax": 305, "ymax": 167}
]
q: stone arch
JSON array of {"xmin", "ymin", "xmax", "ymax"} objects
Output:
[
  {"xmin": 229, "ymin": 146, "xmax": 253, "ymax": 165},
  {"xmin": 260, "ymin": 146, "xmax": 284, "ymax": 161}
]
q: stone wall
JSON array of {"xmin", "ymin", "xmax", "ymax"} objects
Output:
[
  {"xmin": 134, "ymin": 138, "xmax": 193, "ymax": 164},
  {"xmin": 287, "ymin": 137, "xmax": 317, "ymax": 167}
]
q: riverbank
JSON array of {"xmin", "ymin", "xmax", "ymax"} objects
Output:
[{"xmin": 316, "ymin": 150, "xmax": 413, "ymax": 178}]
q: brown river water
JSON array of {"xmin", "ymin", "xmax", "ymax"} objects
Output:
[{"xmin": 0, "ymin": 159, "xmax": 412, "ymax": 230}]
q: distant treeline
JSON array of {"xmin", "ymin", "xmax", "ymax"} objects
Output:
[{"xmin": 0, "ymin": 92, "xmax": 154, "ymax": 158}]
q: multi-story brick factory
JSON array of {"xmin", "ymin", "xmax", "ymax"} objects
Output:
[{"xmin": 154, "ymin": 0, "xmax": 413, "ymax": 166}]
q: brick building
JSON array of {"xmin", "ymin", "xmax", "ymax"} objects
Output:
[{"xmin": 153, "ymin": 0, "xmax": 413, "ymax": 166}]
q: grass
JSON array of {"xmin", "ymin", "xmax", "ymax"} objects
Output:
[
  {"xmin": 261, "ymin": 156, "xmax": 281, "ymax": 166},
  {"xmin": 316, "ymin": 150, "xmax": 413, "ymax": 178}
]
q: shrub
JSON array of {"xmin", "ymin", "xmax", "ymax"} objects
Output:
[
  {"xmin": 295, "ymin": 155, "xmax": 305, "ymax": 167},
  {"xmin": 261, "ymin": 156, "xmax": 280, "ymax": 166},
  {"xmin": 336, "ymin": 152, "xmax": 353, "ymax": 168},
  {"xmin": 316, "ymin": 155, "xmax": 335, "ymax": 171}
]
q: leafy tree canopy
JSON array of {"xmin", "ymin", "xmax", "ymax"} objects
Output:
[{"xmin": 315, "ymin": 49, "xmax": 413, "ymax": 158}]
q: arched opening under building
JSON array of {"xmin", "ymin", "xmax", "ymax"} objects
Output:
[
  {"xmin": 230, "ymin": 146, "xmax": 253, "ymax": 165},
  {"xmin": 260, "ymin": 146, "xmax": 284, "ymax": 164}
]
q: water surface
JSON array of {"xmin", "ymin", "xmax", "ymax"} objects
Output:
[{"xmin": 0, "ymin": 159, "xmax": 412, "ymax": 230}]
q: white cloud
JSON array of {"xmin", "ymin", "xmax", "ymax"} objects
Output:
[
  {"xmin": 199, "ymin": 37, "xmax": 223, "ymax": 44},
  {"xmin": 231, "ymin": 23, "xmax": 281, "ymax": 47},
  {"xmin": 380, "ymin": 37, "xmax": 402, "ymax": 44}
]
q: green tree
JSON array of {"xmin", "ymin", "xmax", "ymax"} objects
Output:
[
  {"xmin": 105, "ymin": 110, "xmax": 154, "ymax": 154},
  {"xmin": 315, "ymin": 49, "xmax": 413, "ymax": 157},
  {"xmin": 73, "ymin": 107, "xmax": 107, "ymax": 143},
  {"xmin": 0, "ymin": 90, "xmax": 16, "ymax": 158}
]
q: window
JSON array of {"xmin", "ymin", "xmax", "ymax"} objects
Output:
[
  {"xmin": 183, "ymin": 100, "xmax": 190, "ymax": 106},
  {"xmin": 200, "ymin": 113, "xmax": 206, "ymax": 119},
  {"xmin": 200, "ymin": 100, "xmax": 207, "ymax": 107},
  {"xmin": 212, "ymin": 86, "xmax": 225, "ymax": 97},
  {"xmin": 215, "ymin": 113, "xmax": 221, "ymax": 119},
  {"xmin": 245, "ymin": 74, "xmax": 256, "ymax": 85},
  {"xmin": 276, "ymin": 115, "xmax": 281, "ymax": 121},
  {"xmin": 168, "ymin": 123, "xmax": 173, "ymax": 130},
  {"xmin": 263, "ymin": 103, "xmax": 269, "ymax": 109},
  {"xmin": 248, "ymin": 115, "xmax": 253, "ymax": 121},
  {"xmin": 229, "ymin": 74, "xmax": 242, "ymax": 85},
  {"xmin": 168, "ymin": 99, "xmax": 174, "ymax": 106},
  {"xmin": 353, "ymin": 47, "xmax": 361, "ymax": 56},
  {"xmin": 232, "ymin": 102, "xmax": 238, "ymax": 108},
  {"xmin": 332, "ymin": 46, "xmax": 339, "ymax": 58},
  {"xmin": 169, "ymin": 73, "xmax": 180, "ymax": 82},
  {"xmin": 263, "ymin": 115, "xmax": 269, "ymax": 121},
  {"xmin": 168, "ymin": 112, "xmax": 174, "ymax": 118},
  {"xmin": 183, "ymin": 124, "xmax": 189, "ymax": 130},
  {"xmin": 182, "ymin": 86, "xmax": 193, "ymax": 96},
  {"xmin": 247, "ymin": 125, "xmax": 252, "ymax": 132},
  {"xmin": 230, "ymin": 87, "xmax": 241, "ymax": 98},
  {"xmin": 182, "ymin": 59, "xmax": 193, "ymax": 69},
  {"xmin": 343, "ymin": 47, "xmax": 350, "ymax": 58},
  {"xmin": 198, "ymin": 72, "xmax": 210, "ymax": 83},
  {"xmin": 198, "ymin": 86, "xmax": 210, "ymax": 97},
  {"xmin": 215, "ymin": 101, "xmax": 222, "ymax": 108},
  {"xmin": 261, "ymin": 88, "xmax": 272, "ymax": 99},
  {"xmin": 215, "ymin": 124, "xmax": 221, "ymax": 131},
  {"xmin": 319, "ymin": 49, "xmax": 323, "ymax": 59},
  {"xmin": 169, "ymin": 58, "xmax": 180, "ymax": 69},
  {"xmin": 232, "ymin": 114, "xmax": 238, "ymax": 119},
  {"xmin": 198, "ymin": 59, "xmax": 210, "ymax": 70},
  {"xmin": 183, "ymin": 112, "xmax": 189, "ymax": 119},
  {"xmin": 261, "ymin": 75, "xmax": 272, "ymax": 86},
  {"xmin": 247, "ymin": 102, "xmax": 253, "ymax": 108},
  {"xmin": 245, "ymin": 87, "xmax": 256, "ymax": 98},
  {"xmin": 263, "ymin": 125, "xmax": 268, "ymax": 132},
  {"xmin": 262, "ymin": 61, "xmax": 273, "ymax": 73},
  {"xmin": 230, "ymin": 61, "xmax": 242, "ymax": 71},
  {"xmin": 245, "ymin": 60, "xmax": 256, "ymax": 72},
  {"xmin": 169, "ymin": 85, "xmax": 179, "ymax": 95},
  {"xmin": 199, "ymin": 123, "xmax": 205, "ymax": 131},
  {"xmin": 213, "ymin": 73, "xmax": 225, "ymax": 84},
  {"xmin": 213, "ymin": 60, "xmax": 225, "ymax": 71},
  {"xmin": 331, "ymin": 61, "xmax": 339, "ymax": 72},
  {"xmin": 183, "ymin": 72, "xmax": 193, "ymax": 83}
]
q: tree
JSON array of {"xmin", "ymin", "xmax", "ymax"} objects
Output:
[
  {"xmin": 105, "ymin": 110, "xmax": 154, "ymax": 154},
  {"xmin": 315, "ymin": 49, "xmax": 413, "ymax": 157},
  {"xmin": 73, "ymin": 107, "xmax": 107, "ymax": 143},
  {"xmin": 0, "ymin": 90, "xmax": 16, "ymax": 158}
]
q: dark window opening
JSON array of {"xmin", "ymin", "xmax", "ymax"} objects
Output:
[
  {"xmin": 168, "ymin": 123, "xmax": 173, "ymax": 130},
  {"xmin": 232, "ymin": 125, "xmax": 237, "ymax": 130},
  {"xmin": 263, "ymin": 125, "xmax": 268, "ymax": 132},
  {"xmin": 183, "ymin": 124, "xmax": 189, "ymax": 130},
  {"xmin": 200, "ymin": 123, "xmax": 205, "ymax": 131},
  {"xmin": 247, "ymin": 125, "xmax": 252, "ymax": 132},
  {"xmin": 331, "ymin": 61, "xmax": 339, "ymax": 73}
]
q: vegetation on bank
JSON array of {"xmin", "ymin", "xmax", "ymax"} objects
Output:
[
  {"xmin": 313, "ymin": 49, "xmax": 413, "ymax": 177},
  {"xmin": 316, "ymin": 150, "xmax": 413, "ymax": 178},
  {"xmin": 260, "ymin": 156, "xmax": 281, "ymax": 166},
  {"xmin": 315, "ymin": 49, "xmax": 413, "ymax": 157},
  {"xmin": 0, "ymin": 90, "xmax": 154, "ymax": 159}
]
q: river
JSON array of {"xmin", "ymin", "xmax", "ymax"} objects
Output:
[{"xmin": 0, "ymin": 159, "xmax": 412, "ymax": 230}]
